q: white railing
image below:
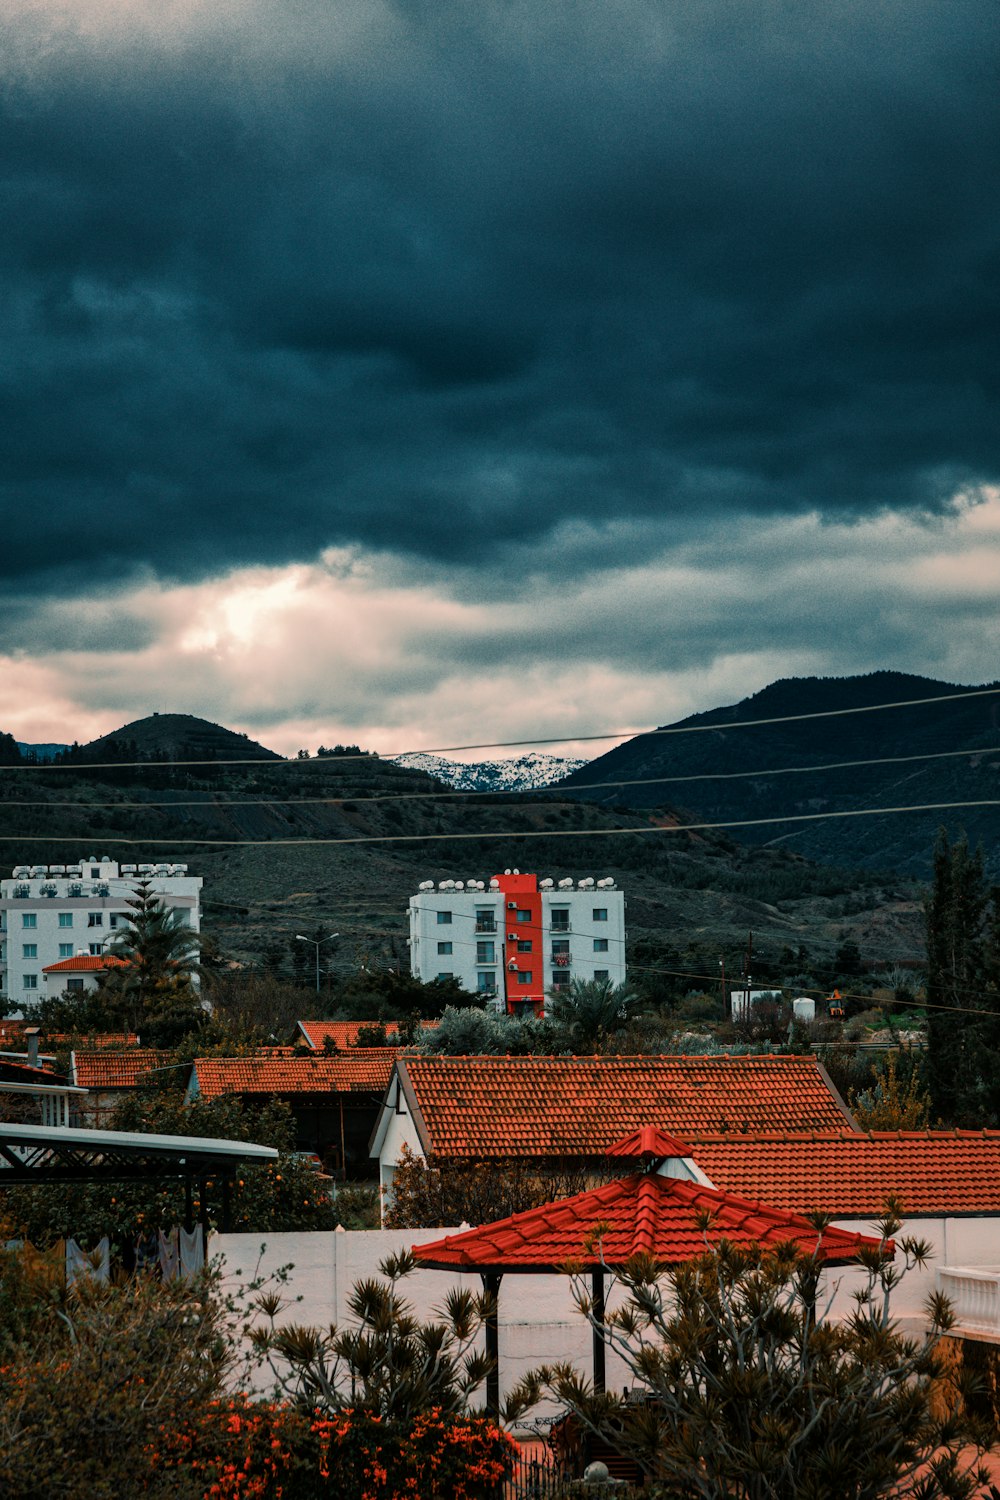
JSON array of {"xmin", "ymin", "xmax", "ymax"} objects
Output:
[{"xmin": 938, "ymin": 1267, "xmax": 1000, "ymax": 1335}]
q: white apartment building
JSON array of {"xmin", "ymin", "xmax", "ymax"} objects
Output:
[
  {"xmin": 0, "ymin": 856, "xmax": 202, "ymax": 1009},
  {"xmin": 408, "ymin": 869, "xmax": 626, "ymax": 1015}
]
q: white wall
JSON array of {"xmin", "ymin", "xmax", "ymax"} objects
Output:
[
  {"xmin": 212, "ymin": 1215, "xmax": 1000, "ymax": 1422},
  {"xmin": 211, "ymin": 1227, "xmax": 632, "ymax": 1419}
]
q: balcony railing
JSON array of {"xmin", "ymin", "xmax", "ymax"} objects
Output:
[
  {"xmin": 474, "ymin": 920, "xmax": 497, "ymax": 933},
  {"xmin": 938, "ymin": 1267, "xmax": 1000, "ymax": 1334}
]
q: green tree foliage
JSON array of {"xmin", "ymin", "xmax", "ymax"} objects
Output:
[
  {"xmin": 851, "ymin": 1050, "xmax": 933, "ymax": 1131},
  {"xmin": 327, "ymin": 968, "xmax": 479, "ymax": 1023},
  {"xmin": 506, "ymin": 1214, "xmax": 992, "ymax": 1500},
  {"xmin": 421, "ymin": 1004, "xmax": 563, "ymax": 1056},
  {"xmin": 0, "ymin": 1091, "xmax": 336, "ymax": 1248},
  {"xmin": 548, "ymin": 977, "xmax": 639, "ymax": 1052},
  {"xmin": 0, "ymin": 1262, "xmax": 237, "ymax": 1500},
  {"xmin": 926, "ymin": 833, "xmax": 1000, "ymax": 1126}
]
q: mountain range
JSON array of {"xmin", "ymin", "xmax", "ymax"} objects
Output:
[
  {"xmin": 558, "ymin": 671, "xmax": 1000, "ymax": 875},
  {"xmin": 0, "ymin": 698, "xmax": 930, "ymax": 983},
  {"xmin": 392, "ymin": 750, "xmax": 586, "ymax": 792}
]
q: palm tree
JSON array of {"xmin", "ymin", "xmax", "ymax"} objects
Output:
[
  {"xmin": 101, "ymin": 881, "xmax": 203, "ymax": 1042},
  {"xmin": 548, "ymin": 976, "xmax": 637, "ymax": 1053}
]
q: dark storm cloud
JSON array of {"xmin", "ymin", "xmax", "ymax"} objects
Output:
[{"xmin": 1, "ymin": 0, "xmax": 998, "ymax": 592}]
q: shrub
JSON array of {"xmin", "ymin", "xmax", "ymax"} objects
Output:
[{"xmin": 506, "ymin": 1210, "xmax": 993, "ymax": 1500}]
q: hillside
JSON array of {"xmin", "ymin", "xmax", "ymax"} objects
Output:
[
  {"xmin": 557, "ymin": 672, "xmax": 1000, "ymax": 875},
  {"xmin": 0, "ymin": 712, "xmax": 927, "ymax": 991},
  {"xmin": 72, "ymin": 713, "xmax": 283, "ymax": 765}
]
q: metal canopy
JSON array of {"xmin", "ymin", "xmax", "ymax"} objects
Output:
[{"xmin": 0, "ymin": 1121, "xmax": 278, "ymax": 1184}]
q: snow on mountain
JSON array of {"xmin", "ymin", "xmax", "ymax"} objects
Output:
[{"xmin": 393, "ymin": 750, "xmax": 587, "ymax": 792}]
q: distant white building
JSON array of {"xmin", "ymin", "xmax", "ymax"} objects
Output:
[
  {"xmin": 0, "ymin": 856, "xmax": 202, "ymax": 1009},
  {"xmin": 408, "ymin": 870, "xmax": 626, "ymax": 1015}
]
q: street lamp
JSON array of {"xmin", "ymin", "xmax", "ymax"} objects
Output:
[{"xmin": 295, "ymin": 932, "xmax": 340, "ymax": 994}]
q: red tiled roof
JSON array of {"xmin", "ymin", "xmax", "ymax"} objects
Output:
[
  {"xmin": 42, "ymin": 954, "xmax": 128, "ymax": 973},
  {"xmin": 72, "ymin": 1050, "xmax": 179, "ymax": 1089},
  {"xmin": 689, "ymin": 1131, "xmax": 1000, "ymax": 1217},
  {"xmin": 394, "ymin": 1055, "xmax": 854, "ymax": 1158},
  {"xmin": 193, "ymin": 1049, "xmax": 400, "ymax": 1099},
  {"xmin": 0, "ymin": 1024, "xmax": 138, "ymax": 1048},
  {"xmin": 297, "ymin": 1018, "xmax": 439, "ymax": 1048},
  {"xmin": 607, "ymin": 1126, "xmax": 694, "ymax": 1159},
  {"xmin": 413, "ymin": 1171, "xmax": 887, "ymax": 1272}
]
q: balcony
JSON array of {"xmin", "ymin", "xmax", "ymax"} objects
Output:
[
  {"xmin": 549, "ymin": 921, "xmax": 571, "ymax": 935},
  {"xmin": 474, "ymin": 920, "xmax": 497, "ymax": 934},
  {"xmin": 938, "ymin": 1267, "xmax": 1000, "ymax": 1336}
]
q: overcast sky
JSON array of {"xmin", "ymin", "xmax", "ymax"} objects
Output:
[{"xmin": 2, "ymin": 0, "xmax": 998, "ymax": 759}]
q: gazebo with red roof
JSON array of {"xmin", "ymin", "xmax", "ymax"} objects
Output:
[{"xmin": 413, "ymin": 1130, "xmax": 892, "ymax": 1415}]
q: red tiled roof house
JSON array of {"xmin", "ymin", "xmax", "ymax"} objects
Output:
[
  {"xmin": 189, "ymin": 1050, "xmax": 401, "ymax": 1175},
  {"xmin": 368, "ymin": 1053, "xmax": 857, "ymax": 1212}
]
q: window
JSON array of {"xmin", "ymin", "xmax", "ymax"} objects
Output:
[
  {"xmin": 436, "ymin": 911, "xmax": 452, "ymax": 925},
  {"xmin": 516, "ymin": 908, "xmax": 532, "ymax": 923},
  {"xmin": 475, "ymin": 909, "xmax": 496, "ymax": 933},
  {"xmin": 476, "ymin": 941, "xmax": 495, "ymax": 963},
  {"xmin": 58, "ymin": 913, "xmax": 73, "ymax": 928},
  {"xmin": 550, "ymin": 907, "xmax": 570, "ymax": 931},
  {"xmin": 89, "ymin": 943, "xmax": 103, "ymax": 956},
  {"xmin": 436, "ymin": 941, "xmax": 453, "ymax": 955},
  {"xmin": 59, "ymin": 943, "xmax": 73, "ymax": 958},
  {"xmin": 90, "ymin": 867, "xmax": 101, "ymax": 878},
  {"xmin": 22, "ymin": 913, "xmax": 37, "ymax": 929},
  {"xmin": 88, "ymin": 912, "xmax": 103, "ymax": 928},
  {"xmin": 23, "ymin": 975, "xmax": 37, "ymax": 990},
  {"xmin": 594, "ymin": 969, "xmax": 609, "ymax": 981},
  {"xmin": 593, "ymin": 938, "xmax": 609, "ymax": 953},
  {"xmin": 593, "ymin": 908, "xmax": 608, "ymax": 922},
  {"xmin": 22, "ymin": 943, "xmax": 37, "ymax": 959},
  {"xmin": 436, "ymin": 972, "xmax": 454, "ymax": 981},
  {"xmin": 517, "ymin": 940, "xmax": 533, "ymax": 953},
  {"xmin": 67, "ymin": 978, "xmax": 85, "ymax": 991},
  {"xmin": 552, "ymin": 939, "xmax": 570, "ymax": 956},
  {"xmin": 110, "ymin": 913, "xmax": 119, "ymax": 928},
  {"xmin": 516, "ymin": 970, "xmax": 533, "ymax": 985},
  {"xmin": 477, "ymin": 972, "xmax": 496, "ymax": 993}
]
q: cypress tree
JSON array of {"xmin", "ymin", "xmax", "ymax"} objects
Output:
[{"xmin": 925, "ymin": 831, "xmax": 1000, "ymax": 1125}]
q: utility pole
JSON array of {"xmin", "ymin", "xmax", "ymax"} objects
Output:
[{"xmin": 295, "ymin": 931, "xmax": 340, "ymax": 994}]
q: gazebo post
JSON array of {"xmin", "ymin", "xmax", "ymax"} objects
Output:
[
  {"xmin": 221, "ymin": 1173, "xmax": 232, "ymax": 1233},
  {"xmin": 591, "ymin": 1267, "xmax": 606, "ymax": 1394},
  {"xmin": 481, "ymin": 1271, "xmax": 503, "ymax": 1418}
]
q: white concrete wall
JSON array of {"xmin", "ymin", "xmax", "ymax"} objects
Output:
[
  {"xmin": 211, "ymin": 1227, "xmax": 632, "ymax": 1417},
  {"xmin": 212, "ymin": 1215, "xmax": 1000, "ymax": 1419},
  {"xmin": 375, "ymin": 1098, "xmax": 424, "ymax": 1211},
  {"xmin": 825, "ymin": 1215, "xmax": 1000, "ymax": 1335}
]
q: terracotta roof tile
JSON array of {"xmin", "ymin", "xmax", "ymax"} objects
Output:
[
  {"xmin": 72, "ymin": 1050, "xmax": 179, "ymax": 1089},
  {"xmin": 413, "ymin": 1171, "xmax": 886, "ymax": 1271},
  {"xmin": 399, "ymin": 1055, "xmax": 854, "ymax": 1158},
  {"xmin": 194, "ymin": 1049, "xmax": 400, "ymax": 1099},
  {"xmin": 297, "ymin": 1019, "xmax": 439, "ymax": 1048},
  {"xmin": 42, "ymin": 954, "xmax": 128, "ymax": 972},
  {"xmin": 689, "ymin": 1130, "xmax": 1000, "ymax": 1217}
]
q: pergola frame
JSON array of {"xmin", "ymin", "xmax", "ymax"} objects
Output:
[{"xmin": 0, "ymin": 1122, "xmax": 278, "ymax": 1234}]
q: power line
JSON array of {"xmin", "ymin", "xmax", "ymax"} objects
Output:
[
  {"xmin": 4, "ymin": 742, "xmax": 1000, "ymax": 810},
  {"xmin": 5, "ymin": 684, "xmax": 999, "ymax": 772},
  {"xmin": 1, "ymin": 797, "xmax": 998, "ymax": 845}
]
